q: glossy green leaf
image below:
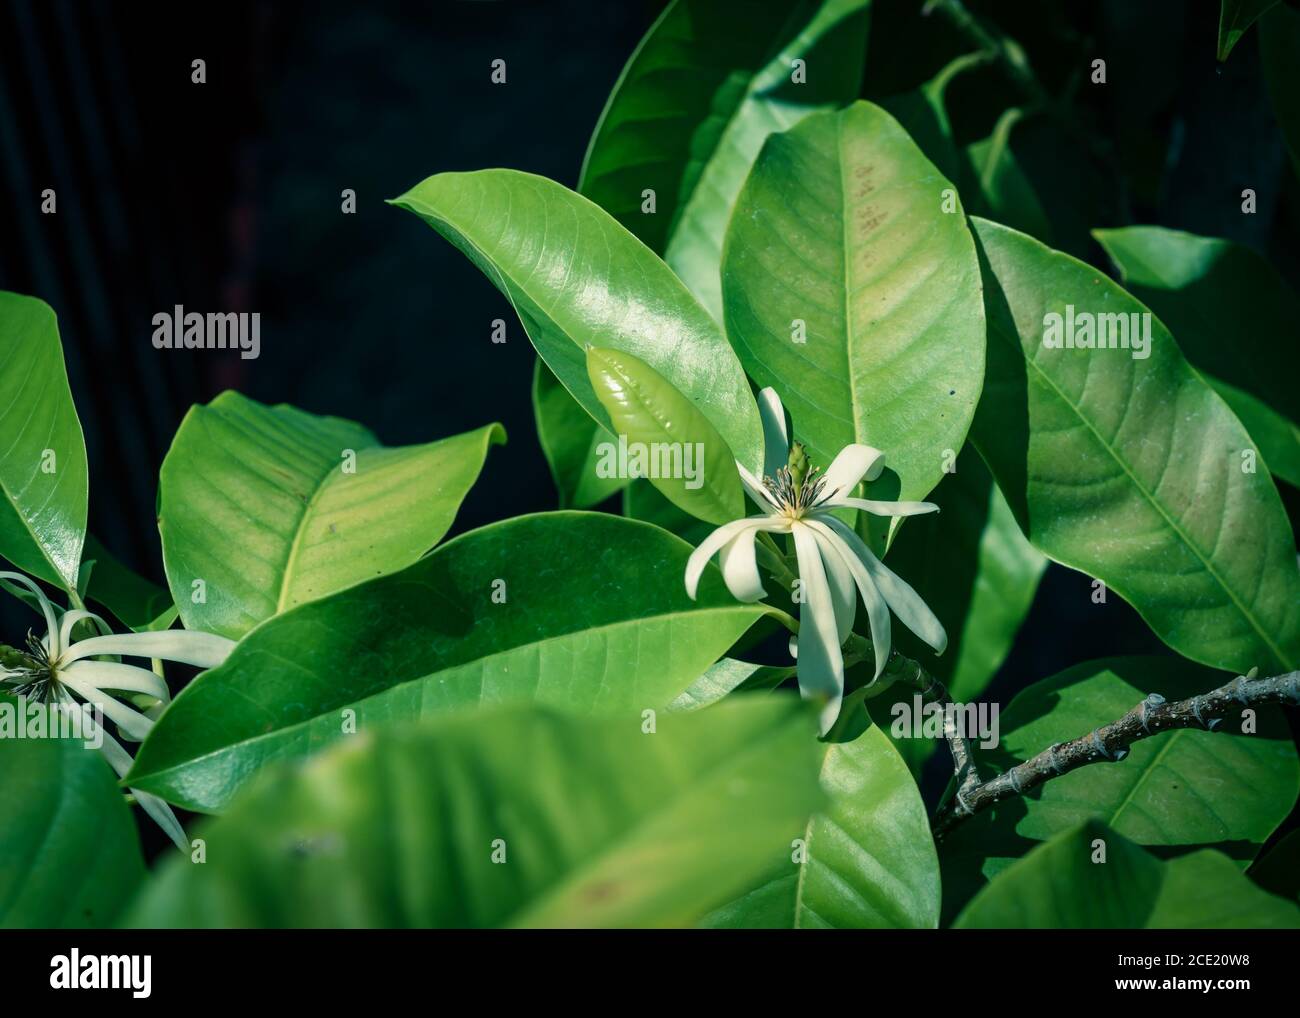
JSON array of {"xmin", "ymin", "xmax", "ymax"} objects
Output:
[
  {"xmin": 939, "ymin": 657, "xmax": 1300, "ymax": 921},
  {"xmin": 0, "ymin": 729, "xmax": 145, "ymax": 928},
  {"xmin": 532, "ymin": 359, "xmax": 625, "ymax": 508},
  {"xmin": 955, "ymin": 820, "xmax": 1300, "ymax": 928},
  {"xmin": 579, "ymin": 0, "xmax": 872, "ymax": 319},
  {"xmin": 1094, "ymin": 226, "xmax": 1300, "ymax": 487},
  {"xmin": 702, "ymin": 720, "xmax": 940, "ymax": 928},
  {"xmin": 622, "ymin": 478, "xmax": 715, "ymax": 547},
  {"xmin": 667, "ymin": 657, "xmax": 793, "ymax": 712},
  {"xmin": 391, "ymin": 170, "xmax": 762, "ymax": 472},
  {"xmin": 723, "ymin": 101, "xmax": 986, "ymax": 506},
  {"xmin": 125, "ymin": 699, "xmax": 823, "ymax": 928},
  {"xmin": 82, "ymin": 535, "xmax": 175, "ymax": 632},
  {"xmin": 587, "ymin": 346, "xmax": 742, "ymax": 524},
  {"xmin": 129, "ymin": 512, "xmax": 775, "ymax": 812},
  {"xmin": 1261, "ymin": 4, "xmax": 1300, "ymax": 176},
  {"xmin": 968, "ymin": 217, "xmax": 1300, "ymax": 673},
  {"xmin": 0, "ymin": 292, "xmax": 88, "ymax": 590},
  {"xmin": 884, "ymin": 449, "xmax": 1045, "ymax": 703},
  {"xmin": 159, "ymin": 391, "xmax": 504, "ymax": 639},
  {"xmin": 1218, "ymin": 0, "xmax": 1278, "ymax": 61}
]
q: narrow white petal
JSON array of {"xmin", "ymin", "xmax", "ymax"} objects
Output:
[
  {"xmin": 0, "ymin": 570, "xmax": 60, "ymax": 657},
  {"xmin": 736, "ymin": 461, "xmax": 780, "ymax": 511},
  {"xmin": 790, "ymin": 523, "xmax": 845, "ymax": 735},
  {"xmin": 58, "ymin": 608, "xmax": 111, "ymax": 650},
  {"xmin": 822, "ymin": 516, "xmax": 948, "ymax": 654},
  {"xmin": 685, "ymin": 518, "xmax": 765, "ymax": 600},
  {"xmin": 818, "ymin": 444, "xmax": 886, "ymax": 503},
  {"xmin": 54, "ymin": 692, "xmax": 126, "ymax": 772},
  {"xmin": 61, "ymin": 629, "xmax": 235, "ymax": 669},
  {"xmin": 58, "ymin": 691, "xmax": 189, "ymax": 849},
  {"xmin": 57, "ymin": 672, "xmax": 155, "ymax": 741},
  {"xmin": 757, "ymin": 387, "xmax": 790, "ymax": 479},
  {"xmin": 824, "ymin": 497, "xmax": 939, "ymax": 517},
  {"xmin": 63, "ymin": 660, "xmax": 171, "ymax": 703},
  {"xmin": 131, "ymin": 788, "xmax": 191, "ymax": 852},
  {"xmin": 719, "ymin": 527, "xmax": 767, "ymax": 603},
  {"xmin": 809, "ymin": 527, "xmax": 857, "ymax": 642},
  {"xmin": 804, "ymin": 520, "xmax": 891, "ymax": 679}
]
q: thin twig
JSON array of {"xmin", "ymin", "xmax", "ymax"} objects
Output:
[
  {"xmin": 874, "ymin": 650, "xmax": 982, "ymax": 809},
  {"xmin": 913, "ymin": 668, "xmax": 1300, "ymax": 838}
]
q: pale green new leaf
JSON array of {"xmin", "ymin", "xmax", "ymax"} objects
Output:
[
  {"xmin": 125, "ymin": 699, "xmax": 824, "ymax": 928},
  {"xmin": 0, "ymin": 292, "xmax": 88, "ymax": 590},
  {"xmin": 159, "ymin": 391, "xmax": 504, "ymax": 639},
  {"xmin": 587, "ymin": 346, "xmax": 742, "ymax": 523}
]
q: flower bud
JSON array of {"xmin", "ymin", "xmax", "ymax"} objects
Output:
[{"xmin": 788, "ymin": 441, "xmax": 809, "ymax": 491}]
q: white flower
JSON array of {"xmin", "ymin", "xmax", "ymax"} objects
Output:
[
  {"xmin": 0, "ymin": 571, "xmax": 234, "ymax": 850},
  {"xmin": 684, "ymin": 389, "xmax": 947, "ymax": 734}
]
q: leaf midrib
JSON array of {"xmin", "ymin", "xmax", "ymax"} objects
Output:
[
  {"xmin": 994, "ymin": 315, "xmax": 1291, "ymax": 668},
  {"xmin": 132, "ymin": 603, "xmax": 770, "ymax": 791},
  {"xmin": 505, "ymin": 706, "xmax": 802, "ymax": 927}
]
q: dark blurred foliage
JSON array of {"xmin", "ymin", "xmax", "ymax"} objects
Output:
[
  {"xmin": 0, "ymin": 0, "xmax": 653, "ymax": 575},
  {"xmin": 1, "ymin": 0, "xmax": 1297, "ymax": 844}
]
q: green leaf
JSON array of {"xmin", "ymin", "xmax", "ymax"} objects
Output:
[
  {"xmin": 954, "ymin": 820, "xmax": 1300, "ymax": 928},
  {"xmin": 587, "ymin": 346, "xmax": 743, "ymax": 524},
  {"xmin": 879, "ymin": 52, "xmax": 985, "ymax": 193},
  {"xmin": 124, "ymin": 698, "xmax": 824, "ymax": 928},
  {"xmin": 82, "ymin": 535, "xmax": 175, "ymax": 632},
  {"xmin": 667, "ymin": 657, "xmax": 794, "ymax": 713},
  {"xmin": 0, "ymin": 729, "xmax": 145, "ymax": 928},
  {"xmin": 622, "ymin": 478, "xmax": 715, "ymax": 547},
  {"xmin": 1218, "ymin": 0, "xmax": 1279, "ymax": 61},
  {"xmin": 723, "ymin": 101, "xmax": 986, "ymax": 506},
  {"xmin": 579, "ymin": 0, "xmax": 872, "ymax": 319},
  {"xmin": 1261, "ymin": 5, "xmax": 1300, "ymax": 176},
  {"xmin": 532, "ymin": 359, "xmax": 625, "ymax": 508},
  {"xmin": 390, "ymin": 169, "xmax": 762, "ymax": 472},
  {"xmin": 1093, "ymin": 226, "xmax": 1300, "ymax": 488},
  {"xmin": 964, "ymin": 108, "xmax": 1051, "ymax": 243},
  {"xmin": 159, "ymin": 391, "xmax": 504, "ymax": 639},
  {"xmin": 0, "ymin": 292, "xmax": 88, "ymax": 590},
  {"xmin": 129, "ymin": 512, "xmax": 775, "ymax": 812},
  {"xmin": 702, "ymin": 721, "xmax": 940, "ymax": 928},
  {"xmin": 882, "ymin": 59, "xmax": 1051, "ymax": 245},
  {"xmin": 938, "ymin": 657, "xmax": 1300, "ymax": 922},
  {"xmin": 968, "ymin": 217, "xmax": 1300, "ymax": 673},
  {"xmin": 884, "ymin": 449, "xmax": 1045, "ymax": 704}
]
